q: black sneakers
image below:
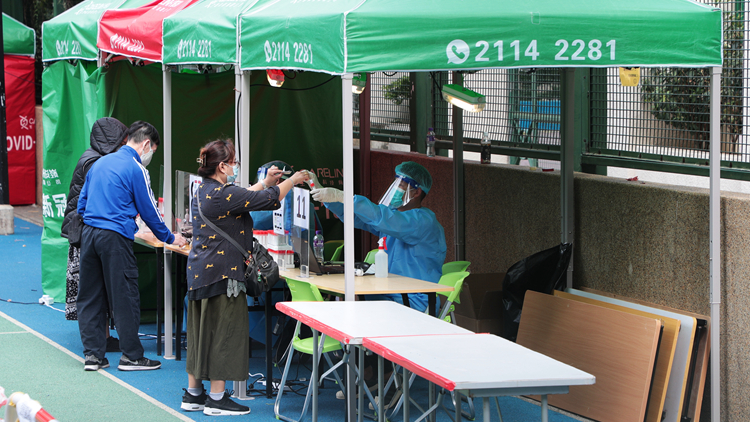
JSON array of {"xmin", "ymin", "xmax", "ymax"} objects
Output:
[
  {"xmin": 181, "ymin": 388, "xmax": 207, "ymax": 411},
  {"xmin": 117, "ymin": 356, "xmax": 161, "ymax": 371},
  {"xmin": 203, "ymin": 391, "xmax": 251, "ymax": 416},
  {"xmin": 84, "ymin": 355, "xmax": 109, "ymax": 371}
]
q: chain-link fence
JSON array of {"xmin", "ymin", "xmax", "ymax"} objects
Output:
[{"xmin": 354, "ymin": 1, "xmax": 749, "ymax": 177}]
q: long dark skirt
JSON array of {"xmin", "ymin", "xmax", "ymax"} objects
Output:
[{"xmin": 186, "ymin": 290, "xmax": 249, "ymax": 382}]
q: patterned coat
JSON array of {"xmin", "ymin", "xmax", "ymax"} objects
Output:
[{"xmin": 187, "ymin": 178, "xmax": 281, "ymax": 292}]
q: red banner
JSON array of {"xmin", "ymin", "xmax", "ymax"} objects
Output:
[
  {"xmin": 97, "ymin": 0, "xmax": 200, "ymax": 62},
  {"xmin": 6, "ymin": 55, "xmax": 36, "ymax": 205}
]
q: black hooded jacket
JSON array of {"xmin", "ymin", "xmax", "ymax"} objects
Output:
[{"xmin": 60, "ymin": 117, "xmax": 128, "ymax": 239}]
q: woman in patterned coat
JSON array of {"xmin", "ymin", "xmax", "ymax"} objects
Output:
[{"xmin": 181, "ymin": 139, "xmax": 308, "ymax": 416}]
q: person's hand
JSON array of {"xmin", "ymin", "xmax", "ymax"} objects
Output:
[
  {"xmin": 172, "ymin": 233, "xmax": 188, "ymax": 248},
  {"xmin": 262, "ymin": 165, "xmax": 285, "ymax": 187},
  {"xmin": 304, "ymin": 170, "xmax": 321, "ymax": 189},
  {"xmin": 289, "ymin": 170, "xmax": 310, "ymax": 186},
  {"xmin": 311, "ymin": 187, "xmax": 344, "ymax": 203}
]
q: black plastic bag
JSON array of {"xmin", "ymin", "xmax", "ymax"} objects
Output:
[{"xmin": 501, "ymin": 243, "xmax": 572, "ymax": 342}]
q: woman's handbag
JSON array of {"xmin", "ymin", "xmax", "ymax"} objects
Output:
[{"xmin": 197, "ymin": 195, "xmax": 280, "ymax": 297}]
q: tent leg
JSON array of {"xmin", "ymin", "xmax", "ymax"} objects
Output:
[
  {"xmin": 162, "ymin": 64, "xmax": 175, "ymax": 359},
  {"xmin": 709, "ymin": 66, "xmax": 721, "ymax": 422}
]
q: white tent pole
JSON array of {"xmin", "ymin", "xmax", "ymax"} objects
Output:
[
  {"xmin": 235, "ymin": 66, "xmax": 241, "ymax": 176},
  {"xmin": 342, "ymin": 73, "xmax": 355, "ymax": 302},
  {"xmin": 709, "ymin": 65, "xmax": 721, "ymax": 422},
  {"xmin": 162, "ymin": 64, "xmax": 175, "ymax": 359},
  {"xmin": 240, "ymin": 70, "xmax": 251, "ymax": 187}
]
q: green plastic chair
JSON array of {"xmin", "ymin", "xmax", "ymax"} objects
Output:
[
  {"xmin": 364, "ymin": 249, "xmax": 378, "ymax": 265},
  {"xmin": 323, "ymin": 240, "xmax": 344, "ymax": 261},
  {"xmin": 442, "ymin": 260, "xmax": 471, "ymax": 275},
  {"xmin": 330, "ymin": 244, "xmax": 344, "ymax": 262},
  {"xmin": 275, "ymin": 279, "xmax": 347, "ymax": 422}
]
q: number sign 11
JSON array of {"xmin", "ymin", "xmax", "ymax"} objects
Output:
[{"xmin": 293, "ymin": 187, "xmax": 309, "ymax": 229}]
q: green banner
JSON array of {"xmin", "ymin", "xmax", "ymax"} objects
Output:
[
  {"xmin": 239, "ymin": 0, "xmax": 723, "ymax": 73},
  {"xmin": 41, "ymin": 61, "xmax": 105, "ymax": 301},
  {"xmin": 41, "ymin": 61, "xmax": 343, "ymax": 299}
]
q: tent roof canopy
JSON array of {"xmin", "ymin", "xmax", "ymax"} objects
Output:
[
  {"xmin": 4, "ymin": 13, "xmax": 35, "ymax": 56},
  {"xmin": 238, "ymin": 0, "xmax": 723, "ymax": 74}
]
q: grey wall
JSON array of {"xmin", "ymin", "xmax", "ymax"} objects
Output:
[{"xmin": 370, "ymin": 149, "xmax": 745, "ymax": 419}]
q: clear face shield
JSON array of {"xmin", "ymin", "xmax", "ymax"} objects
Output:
[{"xmin": 378, "ymin": 175, "xmax": 420, "ymax": 209}]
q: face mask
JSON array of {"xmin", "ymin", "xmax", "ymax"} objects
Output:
[
  {"xmin": 140, "ymin": 141, "xmax": 154, "ymax": 166},
  {"xmin": 225, "ymin": 163, "xmax": 240, "ymax": 184},
  {"xmin": 389, "ymin": 187, "xmax": 405, "ymax": 208}
]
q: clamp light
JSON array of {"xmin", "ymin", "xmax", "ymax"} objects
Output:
[
  {"xmin": 352, "ymin": 73, "xmax": 367, "ymax": 94},
  {"xmin": 441, "ymin": 84, "xmax": 486, "ymax": 113},
  {"xmin": 266, "ymin": 69, "xmax": 285, "ymax": 87}
]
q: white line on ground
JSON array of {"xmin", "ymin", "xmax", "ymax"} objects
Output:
[{"xmin": 0, "ymin": 310, "xmax": 194, "ymax": 422}]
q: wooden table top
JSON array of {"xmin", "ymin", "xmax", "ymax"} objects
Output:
[
  {"xmin": 279, "ymin": 268, "xmax": 453, "ymax": 296},
  {"xmin": 134, "ymin": 232, "xmax": 164, "ymax": 248}
]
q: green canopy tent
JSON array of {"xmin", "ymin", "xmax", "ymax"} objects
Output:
[
  {"xmin": 41, "ymin": 0, "xmax": 345, "ymax": 360},
  {"xmin": 237, "ymin": 0, "xmax": 723, "ymax": 419},
  {"xmin": 4, "ymin": 13, "xmax": 35, "ymax": 55}
]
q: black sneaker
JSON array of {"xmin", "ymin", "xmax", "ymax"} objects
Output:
[
  {"xmin": 117, "ymin": 356, "xmax": 161, "ymax": 371},
  {"xmin": 106, "ymin": 336, "xmax": 120, "ymax": 352},
  {"xmin": 181, "ymin": 388, "xmax": 207, "ymax": 411},
  {"xmin": 203, "ymin": 391, "xmax": 251, "ymax": 416},
  {"xmin": 84, "ymin": 355, "xmax": 109, "ymax": 371}
]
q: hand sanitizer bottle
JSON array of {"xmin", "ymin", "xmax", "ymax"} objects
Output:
[{"xmin": 375, "ymin": 237, "xmax": 389, "ymax": 278}]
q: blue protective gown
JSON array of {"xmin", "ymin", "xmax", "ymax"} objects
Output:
[{"xmin": 325, "ymin": 195, "xmax": 446, "ymax": 312}]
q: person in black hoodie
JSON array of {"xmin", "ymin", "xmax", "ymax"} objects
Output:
[{"xmin": 61, "ymin": 117, "xmax": 128, "ymax": 352}]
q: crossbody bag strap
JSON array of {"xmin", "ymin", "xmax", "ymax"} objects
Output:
[{"xmin": 197, "ymin": 193, "xmax": 250, "ymax": 261}]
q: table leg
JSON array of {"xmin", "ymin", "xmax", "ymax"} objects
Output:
[
  {"xmin": 265, "ymin": 289, "xmax": 273, "ymax": 398},
  {"xmin": 312, "ymin": 329, "xmax": 319, "ymax": 422},
  {"xmin": 175, "ymin": 254, "xmax": 183, "ymax": 361},
  {"xmin": 428, "ymin": 380, "xmax": 435, "ymax": 422},
  {"xmin": 164, "ymin": 250, "xmax": 174, "ymax": 359},
  {"xmin": 358, "ymin": 347, "xmax": 364, "ymax": 422},
  {"xmin": 483, "ymin": 398, "xmax": 490, "ymax": 422},
  {"xmin": 347, "ymin": 348, "xmax": 356, "ymax": 422},
  {"xmin": 155, "ymin": 247, "xmax": 164, "ymax": 356},
  {"xmin": 541, "ymin": 394, "xmax": 548, "ymax": 422},
  {"xmin": 428, "ymin": 293, "xmax": 436, "ymax": 317},
  {"xmin": 378, "ymin": 355, "xmax": 384, "ymax": 422},
  {"xmin": 403, "ymin": 367, "xmax": 410, "ymax": 422}
]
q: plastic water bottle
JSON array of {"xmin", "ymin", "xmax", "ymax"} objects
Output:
[
  {"xmin": 375, "ymin": 237, "xmax": 388, "ymax": 278},
  {"xmin": 480, "ymin": 131, "xmax": 491, "ymax": 164},
  {"xmin": 426, "ymin": 127, "xmax": 436, "ymax": 157},
  {"xmin": 313, "ymin": 230, "xmax": 324, "ymax": 263}
]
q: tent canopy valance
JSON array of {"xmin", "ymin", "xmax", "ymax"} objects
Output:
[
  {"xmin": 4, "ymin": 13, "xmax": 35, "ymax": 56},
  {"xmin": 238, "ymin": 0, "xmax": 723, "ymax": 74}
]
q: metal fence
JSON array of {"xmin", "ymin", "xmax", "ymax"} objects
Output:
[{"xmin": 355, "ymin": 1, "xmax": 750, "ymax": 179}]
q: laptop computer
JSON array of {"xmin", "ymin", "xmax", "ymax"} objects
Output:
[{"xmin": 291, "ymin": 236, "xmax": 345, "ymax": 274}]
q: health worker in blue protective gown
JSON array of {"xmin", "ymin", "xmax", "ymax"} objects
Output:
[{"xmin": 310, "ymin": 161, "xmax": 446, "ymax": 313}]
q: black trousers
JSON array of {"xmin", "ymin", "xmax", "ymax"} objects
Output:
[{"xmin": 78, "ymin": 225, "xmax": 143, "ymax": 360}]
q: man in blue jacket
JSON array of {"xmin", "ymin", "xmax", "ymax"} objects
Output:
[{"xmin": 77, "ymin": 121, "xmax": 187, "ymax": 372}]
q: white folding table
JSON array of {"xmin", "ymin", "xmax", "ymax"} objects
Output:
[
  {"xmin": 363, "ymin": 333, "xmax": 596, "ymax": 422},
  {"xmin": 275, "ymin": 300, "xmax": 472, "ymax": 422}
]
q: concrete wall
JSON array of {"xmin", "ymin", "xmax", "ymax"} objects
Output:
[{"xmin": 370, "ymin": 149, "xmax": 745, "ymax": 419}]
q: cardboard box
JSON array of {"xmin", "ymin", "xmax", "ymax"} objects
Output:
[{"xmin": 453, "ymin": 272, "xmax": 505, "ymax": 336}]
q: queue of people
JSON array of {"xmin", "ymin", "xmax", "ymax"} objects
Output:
[{"xmin": 66, "ymin": 117, "xmax": 446, "ymax": 417}]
